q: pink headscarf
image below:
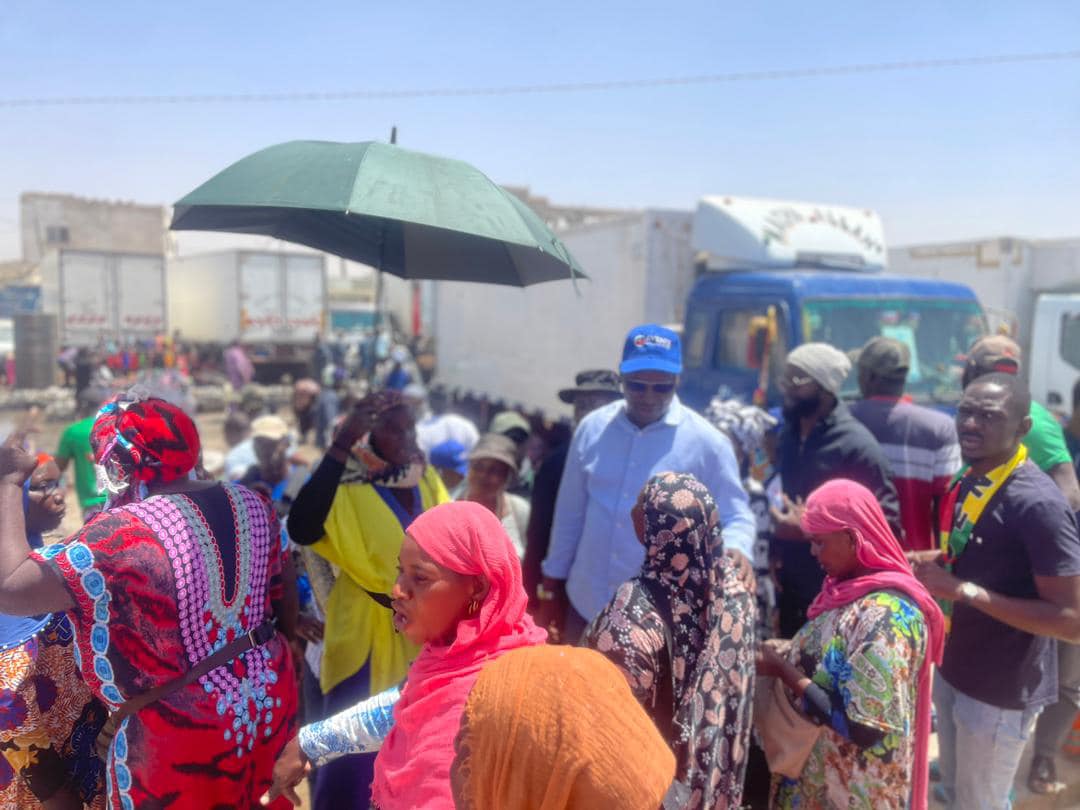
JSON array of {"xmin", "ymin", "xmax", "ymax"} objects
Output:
[
  {"xmin": 371, "ymin": 501, "xmax": 547, "ymax": 809},
  {"xmin": 802, "ymin": 479, "xmax": 944, "ymax": 810}
]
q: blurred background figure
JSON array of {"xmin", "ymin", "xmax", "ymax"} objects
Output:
[
  {"xmin": 293, "ymin": 378, "xmax": 323, "ymax": 445},
  {"xmin": 55, "ymin": 384, "xmax": 110, "ymax": 521},
  {"xmin": 224, "ymin": 338, "xmax": 255, "ymax": 391},
  {"xmin": 489, "ymin": 410, "xmax": 533, "ymax": 497},
  {"xmin": 523, "ymin": 369, "xmax": 621, "ymax": 613},
  {"xmin": 429, "ymin": 439, "xmax": 469, "ymax": 496},
  {"xmin": 413, "ymin": 385, "xmax": 479, "ymax": 459},
  {"xmin": 461, "ymin": 433, "xmax": 530, "ymax": 560}
]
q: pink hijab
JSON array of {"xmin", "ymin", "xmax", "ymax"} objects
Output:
[
  {"xmin": 802, "ymin": 479, "xmax": 944, "ymax": 810},
  {"xmin": 371, "ymin": 501, "xmax": 547, "ymax": 809}
]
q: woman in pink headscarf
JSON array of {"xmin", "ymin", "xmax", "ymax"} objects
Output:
[
  {"xmin": 262, "ymin": 501, "xmax": 547, "ymax": 808},
  {"xmin": 755, "ymin": 479, "xmax": 944, "ymax": 810}
]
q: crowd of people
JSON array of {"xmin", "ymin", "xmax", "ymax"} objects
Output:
[{"xmin": 0, "ymin": 320, "xmax": 1077, "ymax": 810}]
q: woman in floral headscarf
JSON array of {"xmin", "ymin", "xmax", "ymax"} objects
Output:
[
  {"xmin": 286, "ymin": 390, "xmax": 450, "ymax": 809},
  {"xmin": 582, "ymin": 472, "xmax": 757, "ymax": 810}
]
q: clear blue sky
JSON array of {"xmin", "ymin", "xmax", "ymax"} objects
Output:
[{"xmin": 1, "ymin": 0, "xmax": 1078, "ymax": 257}]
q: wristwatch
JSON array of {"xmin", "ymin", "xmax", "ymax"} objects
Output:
[{"xmin": 958, "ymin": 581, "xmax": 981, "ymax": 603}]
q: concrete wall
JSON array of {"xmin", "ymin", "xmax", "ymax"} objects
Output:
[{"xmin": 21, "ymin": 193, "xmax": 166, "ymax": 265}]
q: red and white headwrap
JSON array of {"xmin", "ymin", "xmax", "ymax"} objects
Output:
[{"xmin": 91, "ymin": 394, "xmax": 201, "ymax": 506}]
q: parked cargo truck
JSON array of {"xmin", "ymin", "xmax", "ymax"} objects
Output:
[
  {"xmin": 167, "ymin": 250, "xmax": 326, "ymax": 382},
  {"xmin": 678, "ymin": 197, "xmax": 986, "ymax": 411},
  {"xmin": 39, "ymin": 249, "xmax": 167, "ymax": 347},
  {"xmin": 889, "ymin": 237, "xmax": 1080, "ymax": 412},
  {"xmin": 429, "ymin": 196, "xmax": 986, "ymax": 417}
]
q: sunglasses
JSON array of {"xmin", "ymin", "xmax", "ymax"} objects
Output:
[
  {"xmin": 779, "ymin": 374, "xmax": 814, "ymax": 391},
  {"xmin": 623, "ymin": 380, "xmax": 676, "ymax": 394}
]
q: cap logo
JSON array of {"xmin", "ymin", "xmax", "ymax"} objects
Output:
[{"xmin": 633, "ymin": 334, "xmax": 673, "ymax": 351}]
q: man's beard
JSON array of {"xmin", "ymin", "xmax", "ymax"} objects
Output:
[{"xmin": 783, "ymin": 395, "xmax": 821, "ymax": 422}]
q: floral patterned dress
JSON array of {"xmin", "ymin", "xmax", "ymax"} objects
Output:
[
  {"xmin": 583, "ymin": 472, "xmax": 757, "ymax": 810},
  {"xmin": 771, "ymin": 591, "xmax": 927, "ymax": 809},
  {"xmin": 30, "ymin": 483, "xmax": 298, "ymax": 809}
]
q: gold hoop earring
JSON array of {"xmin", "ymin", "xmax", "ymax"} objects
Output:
[{"xmin": 468, "ymin": 599, "xmax": 479, "ymax": 616}]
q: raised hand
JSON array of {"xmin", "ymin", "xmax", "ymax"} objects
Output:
[{"xmin": 0, "ymin": 410, "xmax": 41, "ymax": 486}]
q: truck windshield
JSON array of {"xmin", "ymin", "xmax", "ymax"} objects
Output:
[{"xmin": 802, "ymin": 297, "xmax": 987, "ymax": 404}]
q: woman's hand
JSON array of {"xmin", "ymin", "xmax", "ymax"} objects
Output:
[
  {"xmin": 725, "ymin": 549, "xmax": 757, "ymax": 593},
  {"xmin": 328, "ymin": 401, "xmax": 379, "ymax": 461},
  {"xmin": 260, "ymin": 734, "xmax": 310, "ymax": 807},
  {"xmin": 0, "ymin": 414, "xmax": 39, "ymax": 487},
  {"xmin": 296, "ymin": 614, "xmax": 325, "ymax": 645},
  {"xmin": 770, "ymin": 495, "xmax": 806, "ymax": 541},
  {"xmin": 754, "ymin": 639, "xmax": 791, "ymax": 679},
  {"xmin": 535, "ymin": 577, "xmax": 568, "ymax": 644}
]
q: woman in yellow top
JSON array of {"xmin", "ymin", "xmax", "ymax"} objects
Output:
[{"xmin": 287, "ymin": 390, "xmax": 449, "ymax": 809}]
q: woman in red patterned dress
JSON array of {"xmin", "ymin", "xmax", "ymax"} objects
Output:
[{"xmin": 0, "ymin": 395, "xmax": 298, "ymax": 809}]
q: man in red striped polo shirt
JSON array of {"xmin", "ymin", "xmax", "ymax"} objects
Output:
[{"xmin": 850, "ymin": 336, "xmax": 962, "ymax": 551}]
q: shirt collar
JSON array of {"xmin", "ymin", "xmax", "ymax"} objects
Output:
[{"xmin": 617, "ymin": 395, "xmax": 685, "ymax": 431}]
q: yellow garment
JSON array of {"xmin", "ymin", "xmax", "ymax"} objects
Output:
[
  {"xmin": 314, "ymin": 465, "xmax": 450, "ymax": 693},
  {"xmin": 452, "ymin": 646, "xmax": 675, "ymax": 810}
]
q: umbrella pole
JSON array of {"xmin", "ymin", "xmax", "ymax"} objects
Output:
[
  {"xmin": 373, "ymin": 126, "xmax": 397, "ymax": 334},
  {"xmin": 374, "ymin": 219, "xmax": 386, "ymax": 332}
]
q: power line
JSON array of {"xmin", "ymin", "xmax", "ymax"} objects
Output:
[{"xmin": 3, "ymin": 49, "xmax": 1079, "ymax": 108}]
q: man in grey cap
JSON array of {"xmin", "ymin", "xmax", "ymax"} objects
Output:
[
  {"xmin": 850, "ymin": 336, "xmax": 961, "ymax": 553},
  {"xmin": 771, "ymin": 341, "xmax": 902, "ymax": 637}
]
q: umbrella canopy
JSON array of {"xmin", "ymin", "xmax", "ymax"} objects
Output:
[{"xmin": 170, "ymin": 140, "xmax": 584, "ymax": 287}]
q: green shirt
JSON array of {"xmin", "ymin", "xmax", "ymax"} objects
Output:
[
  {"xmin": 1024, "ymin": 401, "xmax": 1074, "ymax": 472},
  {"xmin": 56, "ymin": 416, "xmax": 106, "ymax": 509}
]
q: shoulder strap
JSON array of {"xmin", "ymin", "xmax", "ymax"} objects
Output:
[{"xmin": 111, "ymin": 620, "xmax": 276, "ymax": 725}]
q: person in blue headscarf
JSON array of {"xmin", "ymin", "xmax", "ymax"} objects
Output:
[{"xmin": 0, "ymin": 452, "xmax": 106, "ymax": 809}]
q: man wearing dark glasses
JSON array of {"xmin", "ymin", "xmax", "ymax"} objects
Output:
[{"xmin": 539, "ymin": 324, "xmax": 756, "ymax": 642}]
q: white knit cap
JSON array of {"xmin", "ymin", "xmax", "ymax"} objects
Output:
[{"xmin": 786, "ymin": 343, "xmax": 852, "ymax": 396}]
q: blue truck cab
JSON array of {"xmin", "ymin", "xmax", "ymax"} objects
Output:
[{"xmin": 678, "ymin": 197, "xmax": 987, "ymax": 411}]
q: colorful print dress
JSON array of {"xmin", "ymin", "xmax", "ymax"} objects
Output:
[
  {"xmin": 31, "ymin": 483, "xmax": 298, "ymax": 810},
  {"xmin": 771, "ymin": 591, "xmax": 927, "ymax": 810},
  {"xmin": 0, "ymin": 614, "xmax": 106, "ymax": 809}
]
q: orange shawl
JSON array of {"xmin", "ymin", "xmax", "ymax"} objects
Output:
[{"xmin": 451, "ymin": 646, "xmax": 675, "ymax": 810}]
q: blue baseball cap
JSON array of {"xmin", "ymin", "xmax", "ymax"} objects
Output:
[
  {"xmin": 429, "ymin": 440, "xmax": 469, "ymax": 476},
  {"xmin": 620, "ymin": 324, "xmax": 683, "ymax": 375}
]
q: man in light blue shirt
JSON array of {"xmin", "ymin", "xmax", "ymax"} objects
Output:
[{"xmin": 539, "ymin": 324, "xmax": 756, "ymax": 640}]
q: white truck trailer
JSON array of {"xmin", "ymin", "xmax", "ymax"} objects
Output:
[
  {"xmin": 430, "ymin": 210, "xmax": 695, "ymax": 415},
  {"xmin": 38, "ymin": 249, "xmax": 167, "ymax": 347},
  {"xmin": 167, "ymin": 250, "xmax": 326, "ymax": 381},
  {"xmin": 889, "ymin": 237, "xmax": 1080, "ymax": 411}
]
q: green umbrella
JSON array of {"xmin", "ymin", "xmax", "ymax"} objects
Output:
[{"xmin": 170, "ymin": 140, "xmax": 584, "ymax": 286}]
